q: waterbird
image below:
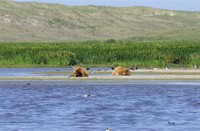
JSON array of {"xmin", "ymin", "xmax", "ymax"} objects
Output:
[
  {"xmin": 82, "ymin": 93, "xmax": 90, "ymax": 97},
  {"xmin": 194, "ymin": 65, "xmax": 199, "ymax": 69},
  {"xmin": 165, "ymin": 66, "xmax": 169, "ymax": 70},
  {"xmin": 106, "ymin": 128, "xmax": 111, "ymax": 131},
  {"xmin": 26, "ymin": 83, "xmax": 31, "ymax": 85},
  {"xmin": 164, "ymin": 64, "xmax": 169, "ymax": 70},
  {"xmin": 181, "ymin": 66, "xmax": 187, "ymax": 70},
  {"xmin": 168, "ymin": 121, "xmax": 175, "ymax": 125}
]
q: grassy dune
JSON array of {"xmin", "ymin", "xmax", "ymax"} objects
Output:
[
  {"xmin": 1, "ymin": 0, "xmax": 200, "ymax": 42},
  {"xmin": 0, "ymin": 40, "xmax": 199, "ymax": 68}
]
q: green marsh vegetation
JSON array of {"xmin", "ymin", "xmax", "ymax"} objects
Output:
[{"xmin": 0, "ymin": 40, "xmax": 199, "ymax": 68}]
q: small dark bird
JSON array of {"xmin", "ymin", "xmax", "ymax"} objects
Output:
[
  {"xmin": 111, "ymin": 66, "xmax": 115, "ymax": 70},
  {"xmin": 168, "ymin": 121, "xmax": 175, "ymax": 125},
  {"xmin": 26, "ymin": 83, "xmax": 31, "ymax": 85},
  {"xmin": 106, "ymin": 128, "xmax": 111, "ymax": 131}
]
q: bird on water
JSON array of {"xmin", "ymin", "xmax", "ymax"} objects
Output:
[{"xmin": 82, "ymin": 93, "xmax": 90, "ymax": 97}]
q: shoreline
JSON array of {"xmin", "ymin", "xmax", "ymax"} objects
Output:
[
  {"xmin": 0, "ymin": 75, "xmax": 200, "ymax": 81},
  {"xmin": 1, "ymin": 69, "xmax": 200, "ymax": 80}
]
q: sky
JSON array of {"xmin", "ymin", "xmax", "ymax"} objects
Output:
[{"xmin": 13, "ymin": 0, "xmax": 200, "ymax": 11}]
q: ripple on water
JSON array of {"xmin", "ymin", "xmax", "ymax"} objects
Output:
[{"xmin": 0, "ymin": 81, "xmax": 199, "ymax": 131}]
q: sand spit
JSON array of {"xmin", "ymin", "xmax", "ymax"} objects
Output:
[
  {"xmin": 0, "ymin": 69, "xmax": 200, "ymax": 80},
  {"xmin": 0, "ymin": 75, "xmax": 199, "ymax": 81}
]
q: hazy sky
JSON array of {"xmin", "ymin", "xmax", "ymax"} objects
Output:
[{"xmin": 14, "ymin": 0, "xmax": 200, "ymax": 11}]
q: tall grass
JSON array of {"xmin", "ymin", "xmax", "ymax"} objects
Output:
[{"xmin": 0, "ymin": 40, "xmax": 199, "ymax": 68}]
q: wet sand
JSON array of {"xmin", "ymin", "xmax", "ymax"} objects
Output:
[{"xmin": 1, "ymin": 69, "xmax": 200, "ymax": 80}]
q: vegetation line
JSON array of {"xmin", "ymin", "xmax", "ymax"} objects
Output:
[{"xmin": 0, "ymin": 40, "xmax": 199, "ymax": 68}]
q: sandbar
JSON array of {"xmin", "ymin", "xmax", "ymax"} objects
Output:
[{"xmin": 1, "ymin": 69, "xmax": 200, "ymax": 80}]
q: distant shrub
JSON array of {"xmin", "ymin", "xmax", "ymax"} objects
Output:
[
  {"xmin": 105, "ymin": 39, "xmax": 116, "ymax": 44},
  {"xmin": 49, "ymin": 17, "xmax": 75, "ymax": 28}
]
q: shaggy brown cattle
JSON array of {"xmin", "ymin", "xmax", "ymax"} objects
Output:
[
  {"xmin": 112, "ymin": 66, "xmax": 131, "ymax": 76},
  {"xmin": 70, "ymin": 66, "xmax": 89, "ymax": 77}
]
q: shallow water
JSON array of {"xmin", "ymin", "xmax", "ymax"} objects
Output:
[
  {"xmin": 0, "ymin": 68, "xmax": 111, "ymax": 76},
  {"xmin": 0, "ymin": 68, "xmax": 171, "ymax": 79},
  {"xmin": 0, "ymin": 68, "xmax": 71, "ymax": 76},
  {"xmin": 0, "ymin": 81, "xmax": 199, "ymax": 131}
]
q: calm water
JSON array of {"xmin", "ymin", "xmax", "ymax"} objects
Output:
[{"xmin": 0, "ymin": 81, "xmax": 199, "ymax": 131}]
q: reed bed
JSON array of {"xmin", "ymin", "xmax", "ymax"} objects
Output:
[{"xmin": 0, "ymin": 40, "xmax": 199, "ymax": 68}]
